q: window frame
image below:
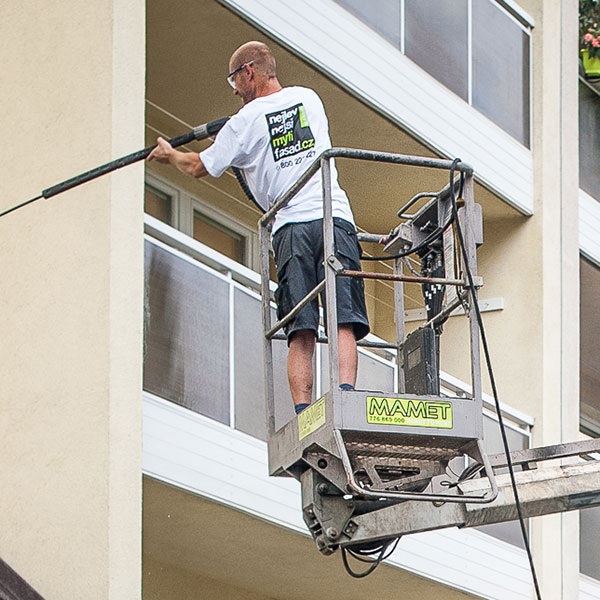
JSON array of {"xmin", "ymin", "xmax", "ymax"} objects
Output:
[{"xmin": 145, "ymin": 171, "xmax": 259, "ymax": 271}]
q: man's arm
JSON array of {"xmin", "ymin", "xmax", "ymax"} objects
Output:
[{"xmin": 147, "ymin": 137, "xmax": 208, "ymax": 179}]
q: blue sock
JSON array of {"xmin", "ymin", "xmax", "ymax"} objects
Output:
[
  {"xmin": 295, "ymin": 403, "xmax": 310, "ymax": 414},
  {"xmin": 339, "ymin": 383, "xmax": 355, "ymax": 391}
]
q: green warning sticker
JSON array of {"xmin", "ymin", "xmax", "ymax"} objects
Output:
[
  {"xmin": 298, "ymin": 397, "xmax": 326, "ymax": 440},
  {"xmin": 366, "ymin": 396, "xmax": 453, "ymax": 429}
]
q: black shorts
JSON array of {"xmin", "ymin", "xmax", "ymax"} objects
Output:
[{"xmin": 272, "ymin": 218, "xmax": 370, "ymax": 342}]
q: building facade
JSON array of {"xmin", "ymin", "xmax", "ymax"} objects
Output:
[{"xmin": 2, "ymin": 1, "xmax": 599, "ymax": 598}]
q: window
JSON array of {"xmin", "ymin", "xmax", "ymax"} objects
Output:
[
  {"xmin": 334, "ymin": 0, "xmax": 532, "ymax": 147},
  {"xmin": 144, "ymin": 172, "xmax": 258, "ymax": 269},
  {"xmin": 193, "ymin": 211, "xmax": 245, "ymax": 264},
  {"xmin": 336, "ymin": 0, "xmax": 401, "ymax": 47},
  {"xmin": 472, "ymin": 0, "xmax": 530, "ymax": 146},
  {"xmin": 144, "ymin": 184, "xmax": 172, "ymax": 225},
  {"xmin": 405, "ymin": 0, "xmax": 468, "ymax": 101}
]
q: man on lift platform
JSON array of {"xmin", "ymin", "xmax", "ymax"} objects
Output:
[{"xmin": 148, "ymin": 41, "xmax": 369, "ymax": 414}]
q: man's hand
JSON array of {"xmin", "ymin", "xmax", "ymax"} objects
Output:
[
  {"xmin": 146, "ymin": 136, "xmax": 208, "ymax": 179},
  {"xmin": 147, "ymin": 137, "xmax": 173, "ymax": 164}
]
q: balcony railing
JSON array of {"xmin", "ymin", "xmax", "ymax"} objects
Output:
[{"xmin": 143, "ymin": 213, "xmax": 532, "ymax": 547}]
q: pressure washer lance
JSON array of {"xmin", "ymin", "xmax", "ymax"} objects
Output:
[{"xmin": 0, "ymin": 116, "xmax": 230, "ymax": 219}]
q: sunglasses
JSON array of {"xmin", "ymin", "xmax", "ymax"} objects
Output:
[{"xmin": 226, "ymin": 61, "xmax": 254, "ymax": 89}]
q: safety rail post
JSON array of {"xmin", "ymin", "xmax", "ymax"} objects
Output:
[
  {"xmin": 258, "ymin": 155, "xmax": 326, "ymax": 438},
  {"xmin": 321, "ymin": 157, "xmax": 340, "ymax": 395},
  {"xmin": 394, "ymin": 257, "xmax": 406, "ymax": 393},
  {"xmin": 260, "ymin": 221, "xmax": 276, "ymax": 436},
  {"xmin": 461, "ymin": 173, "xmax": 483, "ymax": 402}
]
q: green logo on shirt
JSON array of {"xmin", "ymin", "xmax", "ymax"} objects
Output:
[{"xmin": 266, "ymin": 103, "xmax": 315, "ymax": 161}]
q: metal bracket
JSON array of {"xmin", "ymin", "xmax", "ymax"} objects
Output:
[
  {"xmin": 326, "ymin": 255, "xmax": 345, "ymax": 274},
  {"xmin": 333, "ymin": 430, "xmax": 498, "ymax": 504},
  {"xmin": 302, "ymin": 469, "xmax": 356, "ymax": 555}
]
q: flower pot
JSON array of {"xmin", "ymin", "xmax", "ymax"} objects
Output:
[{"xmin": 581, "ymin": 49, "xmax": 600, "ymax": 77}]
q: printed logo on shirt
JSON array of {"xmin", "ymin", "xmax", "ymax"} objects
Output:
[{"xmin": 266, "ymin": 103, "xmax": 315, "ymax": 161}]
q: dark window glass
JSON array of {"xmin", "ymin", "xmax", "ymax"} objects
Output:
[
  {"xmin": 472, "ymin": 1, "xmax": 530, "ymax": 147},
  {"xmin": 334, "ymin": 0, "xmax": 401, "ymax": 47},
  {"xmin": 193, "ymin": 211, "xmax": 245, "ymax": 265},
  {"xmin": 580, "ymin": 257, "xmax": 600, "ymax": 435},
  {"xmin": 580, "ymin": 83, "xmax": 600, "ymax": 201},
  {"xmin": 405, "ymin": 0, "xmax": 468, "ymax": 100},
  {"xmin": 144, "ymin": 184, "xmax": 172, "ymax": 224}
]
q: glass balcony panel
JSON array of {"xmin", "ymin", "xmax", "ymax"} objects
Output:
[
  {"xmin": 319, "ymin": 344, "xmax": 396, "ymax": 394},
  {"xmin": 405, "ymin": 0, "xmax": 468, "ymax": 100},
  {"xmin": 356, "ymin": 352, "xmax": 395, "ymax": 392},
  {"xmin": 580, "ymin": 257, "xmax": 600, "ymax": 435},
  {"xmin": 143, "ymin": 240, "xmax": 230, "ymax": 424},
  {"xmin": 333, "ymin": 0, "xmax": 401, "ymax": 48},
  {"xmin": 234, "ymin": 287, "xmax": 295, "ymax": 440},
  {"xmin": 579, "ymin": 82, "xmax": 600, "ymax": 201},
  {"xmin": 581, "ymin": 506, "xmax": 600, "ymax": 579},
  {"xmin": 472, "ymin": 0, "xmax": 530, "ymax": 147}
]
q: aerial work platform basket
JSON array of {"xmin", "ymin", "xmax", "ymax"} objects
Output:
[
  {"xmin": 258, "ymin": 149, "xmax": 499, "ymax": 555},
  {"xmin": 257, "ymin": 149, "xmax": 600, "ymax": 566}
]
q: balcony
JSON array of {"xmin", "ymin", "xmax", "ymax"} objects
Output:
[{"xmin": 143, "ymin": 213, "xmax": 531, "ymax": 449}]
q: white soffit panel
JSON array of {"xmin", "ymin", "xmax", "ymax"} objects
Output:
[
  {"xmin": 220, "ymin": 0, "xmax": 534, "ymax": 215},
  {"xmin": 580, "ymin": 189, "xmax": 600, "ymax": 266},
  {"xmin": 143, "ymin": 393, "xmax": 533, "ymax": 599}
]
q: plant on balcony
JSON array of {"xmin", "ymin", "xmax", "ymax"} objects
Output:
[{"xmin": 580, "ymin": 0, "xmax": 600, "ymax": 76}]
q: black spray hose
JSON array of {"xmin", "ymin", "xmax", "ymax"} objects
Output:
[
  {"xmin": 0, "ymin": 117, "xmax": 231, "ymax": 218},
  {"xmin": 231, "ymin": 166, "xmax": 261, "ymax": 211}
]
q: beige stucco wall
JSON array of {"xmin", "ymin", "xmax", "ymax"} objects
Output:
[
  {"xmin": 531, "ymin": 2, "xmax": 581, "ymax": 598},
  {"xmin": 0, "ymin": 1, "xmax": 145, "ymax": 598}
]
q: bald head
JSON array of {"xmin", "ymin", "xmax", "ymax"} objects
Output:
[{"xmin": 229, "ymin": 41, "xmax": 277, "ymax": 79}]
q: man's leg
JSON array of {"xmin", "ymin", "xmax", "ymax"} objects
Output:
[
  {"xmin": 288, "ymin": 329, "xmax": 316, "ymax": 410},
  {"xmin": 288, "ymin": 326, "xmax": 357, "ymax": 409},
  {"xmin": 338, "ymin": 324, "xmax": 358, "ymax": 388}
]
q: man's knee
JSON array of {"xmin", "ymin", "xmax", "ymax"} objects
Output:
[{"xmin": 289, "ymin": 329, "xmax": 317, "ymax": 351}]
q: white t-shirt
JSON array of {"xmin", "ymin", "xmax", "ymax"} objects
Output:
[{"xmin": 200, "ymin": 86, "xmax": 354, "ymax": 233}]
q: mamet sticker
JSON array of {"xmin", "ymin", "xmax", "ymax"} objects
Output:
[
  {"xmin": 366, "ymin": 396, "xmax": 453, "ymax": 429},
  {"xmin": 298, "ymin": 397, "xmax": 326, "ymax": 440}
]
